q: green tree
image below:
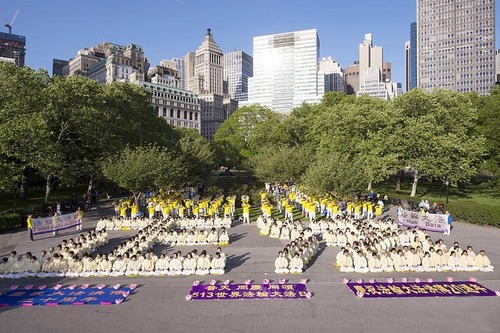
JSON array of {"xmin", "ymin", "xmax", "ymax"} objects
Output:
[
  {"xmin": 476, "ymin": 86, "xmax": 500, "ymax": 187},
  {"xmin": 390, "ymin": 89, "xmax": 485, "ymax": 197},
  {"xmin": 101, "ymin": 145, "xmax": 184, "ymax": 203},
  {"xmin": 177, "ymin": 128, "xmax": 215, "ymax": 186},
  {"xmin": 213, "ymin": 104, "xmax": 278, "ymax": 168}
]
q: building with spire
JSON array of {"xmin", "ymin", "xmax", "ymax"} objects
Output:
[{"xmin": 185, "ymin": 29, "xmax": 237, "ymax": 140}]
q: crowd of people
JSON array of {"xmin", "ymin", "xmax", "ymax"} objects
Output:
[
  {"xmin": 1, "ymin": 215, "xmax": 229, "ymax": 278},
  {"xmin": 2, "ymin": 190, "xmax": 241, "ymax": 279},
  {"xmin": 262, "ymin": 183, "xmax": 494, "ymax": 274}
]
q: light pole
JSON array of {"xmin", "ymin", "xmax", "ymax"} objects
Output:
[{"xmin": 445, "ymin": 177, "xmax": 449, "ymax": 204}]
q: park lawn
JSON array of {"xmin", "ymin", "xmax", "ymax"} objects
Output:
[
  {"xmin": 0, "ymin": 185, "xmax": 88, "ymax": 214},
  {"xmin": 234, "ymin": 206, "xmax": 306, "ymax": 223},
  {"xmin": 372, "ymin": 181, "xmax": 500, "ymax": 228}
]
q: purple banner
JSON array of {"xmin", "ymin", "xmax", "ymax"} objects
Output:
[
  {"xmin": 188, "ymin": 283, "xmax": 310, "ymax": 300},
  {"xmin": 346, "ymin": 281, "xmax": 496, "ymax": 298}
]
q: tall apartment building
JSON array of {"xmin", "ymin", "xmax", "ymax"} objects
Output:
[
  {"xmin": 223, "ymin": 50, "xmax": 253, "ymax": 101},
  {"xmin": 357, "ymin": 33, "xmax": 400, "ymax": 100},
  {"xmin": 405, "ymin": 41, "xmax": 411, "ymax": 92},
  {"xmin": 417, "ymin": 0, "xmax": 496, "ymax": 94},
  {"xmin": 344, "ymin": 62, "xmax": 360, "ymax": 95},
  {"xmin": 0, "ymin": 32, "xmax": 26, "ymax": 67},
  {"xmin": 319, "ymin": 57, "xmax": 345, "ymax": 93},
  {"xmin": 410, "ymin": 21, "xmax": 418, "ymax": 90},
  {"xmin": 185, "ymin": 29, "xmax": 236, "ymax": 141},
  {"xmin": 246, "ymin": 29, "xmax": 324, "ymax": 113}
]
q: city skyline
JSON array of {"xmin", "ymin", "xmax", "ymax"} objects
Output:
[{"xmin": 3, "ymin": 0, "xmax": 498, "ymax": 90}]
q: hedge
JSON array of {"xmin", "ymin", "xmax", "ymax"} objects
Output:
[
  {"xmin": 0, "ymin": 212, "xmax": 22, "ymax": 232},
  {"xmin": 445, "ymin": 201, "xmax": 500, "ymax": 228}
]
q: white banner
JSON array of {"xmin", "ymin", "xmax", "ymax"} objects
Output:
[
  {"xmin": 32, "ymin": 213, "xmax": 80, "ymax": 235},
  {"xmin": 397, "ymin": 208, "xmax": 448, "ymax": 232}
]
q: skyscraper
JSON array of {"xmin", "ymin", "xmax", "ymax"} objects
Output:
[
  {"xmin": 416, "ymin": 0, "xmax": 496, "ymax": 94},
  {"xmin": 185, "ymin": 29, "xmax": 232, "ymax": 141},
  {"xmin": 357, "ymin": 33, "xmax": 400, "ymax": 100},
  {"xmin": 223, "ymin": 50, "xmax": 253, "ymax": 102},
  {"xmin": 410, "ymin": 21, "xmax": 417, "ymax": 90},
  {"xmin": 0, "ymin": 32, "xmax": 26, "ymax": 67},
  {"xmin": 246, "ymin": 29, "xmax": 324, "ymax": 114},
  {"xmin": 405, "ymin": 41, "xmax": 411, "ymax": 92}
]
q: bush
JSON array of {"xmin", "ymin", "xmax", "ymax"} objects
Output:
[
  {"xmin": 0, "ymin": 212, "xmax": 22, "ymax": 232},
  {"xmin": 446, "ymin": 201, "xmax": 500, "ymax": 228}
]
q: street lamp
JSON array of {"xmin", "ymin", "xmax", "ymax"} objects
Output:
[{"xmin": 445, "ymin": 177, "xmax": 450, "ymax": 204}]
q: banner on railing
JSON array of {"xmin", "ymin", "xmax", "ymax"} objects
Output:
[
  {"xmin": 397, "ymin": 208, "xmax": 448, "ymax": 232},
  {"xmin": 32, "ymin": 213, "xmax": 80, "ymax": 235}
]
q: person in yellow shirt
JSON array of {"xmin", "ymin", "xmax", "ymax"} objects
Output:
[
  {"xmin": 354, "ymin": 203, "xmax": 362, "ymax": 219},
  {"xmin": 120, "ymin": 203, "xmax": 128, "ymax": 218},
  {"xmin": 130, "ymin": 204, "xmax": 139, "ymax": 219},
  {"xmin": 375, "ymin": 205, "xmax": 383, "ymax": 217},
  {"xmin": 27, "ymin": 214, "xmax": 34, "ymax": 241},
  {"xmin": 242, "ymin": 202, "xmax": 250, "ymax": 224},
  {"xmin": 76, "ymin": 207, "xmax": 84, "ymax": 231}
]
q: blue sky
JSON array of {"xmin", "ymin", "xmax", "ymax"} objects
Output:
[{"xmin": 1, "ymin": 0, "xmax": 499, "ymax": 86}]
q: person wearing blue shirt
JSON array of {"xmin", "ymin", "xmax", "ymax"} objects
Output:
[{"xmin": 444, "ymin": 211, "xmax": 452, "ymax": 235}]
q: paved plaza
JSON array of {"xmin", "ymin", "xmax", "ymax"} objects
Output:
[{"xmin": 1, "ymin": 200, "xmax": 499, "ymax": 333}]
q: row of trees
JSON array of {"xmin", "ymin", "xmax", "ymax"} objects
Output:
[
  {"xmin": 0, "ymin": 63, "xmax": 215, "ymax": 204},
  {"xmin": 214, "ymin": 88, "xmax": 500, "ymax": 197}
]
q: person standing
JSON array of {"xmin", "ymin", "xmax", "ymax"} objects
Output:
[
  {"xmin": 27, "ymin": 214, "xmax": 34, "ymax": 242},
  {"xmin": 444, "ymin": 211, "xmax": 452, "ymax": 235},
  {"xmin": 76, "ymin": 207, "xmax": 84, "ymax": 231}
]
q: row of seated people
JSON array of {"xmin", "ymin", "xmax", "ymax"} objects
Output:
[
  {"xmin": 0, "ymin": 248, "xmax": 227, "ymax": 278},
  {"xmin": 273, "ymin": 236, "xmax": 320, "ymax": 274},
  {"xmin": 96, "ymin": 216, "xmax": 175, "ymax": 231},
  {"xmin": 335, "ymin": 243, "xmax": 494, "ymax": 273},
  {"xmin": 256, "ymin": 216, "xmax": 311, "ymax": 239},
  {"xmin": 161, "ymin": 227, "xmax": 229, "ymax": 246}
]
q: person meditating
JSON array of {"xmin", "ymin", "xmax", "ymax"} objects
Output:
[
  {"xmin": 475, "ymin": 250, "xmax": 494, "ymax": 272},
  {"xmin": 210, "ymin": 252, "xmax": 225, "ymax": 275},
  {"xmin": 196, "ymin": 252, "xmax": 211, "ymax": 275},
  {"xmin": 289, "ymin": 253, "xmax": 304, "ymax": 274},
  {"xmin": 274, "ymin": 251, "xmax": 289, "ymax": 274}
]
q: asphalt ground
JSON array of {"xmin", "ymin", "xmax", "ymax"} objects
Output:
[{"xmin": 1, "ymin": 200, "xmax": 499, "ymax": 333}]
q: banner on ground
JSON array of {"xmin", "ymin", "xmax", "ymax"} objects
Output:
[
  {"xmin": 188, "ymin": 283, "xmax": 310, "ymax": 300},
  {"xmin": 397, "ymin": 208, "xmax": 447, "ymax": 232},
  {"xmin": 346, "ymin": 281, "xmax": 496, "ymax": 298},
  {"xmin": 32, "ymin": 213, "xmax": 80, "ymax": 235},
  {"xmin": 0, "ymin": 286, "xmax": 132, "ymax": 307}
]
